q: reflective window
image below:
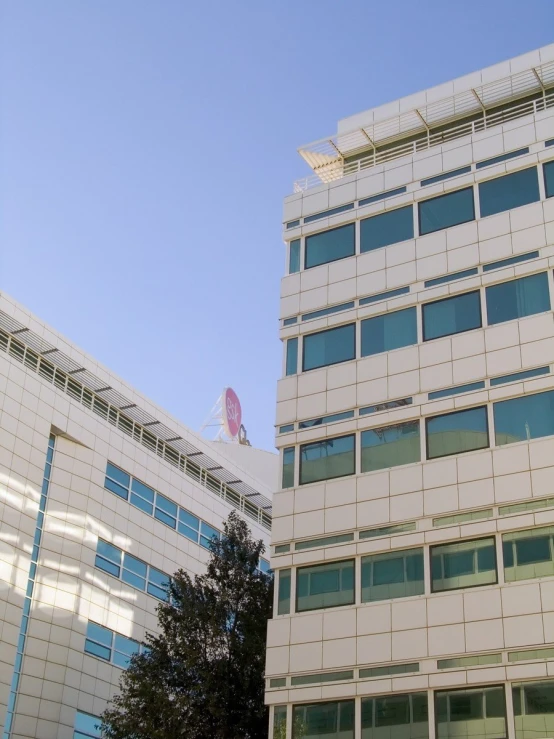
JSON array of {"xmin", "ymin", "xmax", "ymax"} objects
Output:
[
  {"xmin": 104, "ymin": 462, "xmax": 130, "ymax": 500},
  {"xmin": 426, "ymin": 407, "xmax": 489, "ymax": 459},
  {"xmin": 293, "ymin": 700, "xmax": 354, "ymax": 739},
  {"xmin": 503, "ymin": 526, "xmax": 554, "ymax": 582},
  {"xmin": 286, "ymin": 337, "xmax": 298, "ymax": 376},
  {"xmin": 178, "ymin": 508, "xmax": 200, "ymax": 542},
  {"xmin": 297, "ymin": 560, "xmax": 354, "ymax": 612},
  {"xmin": 299, "ymin": 435, "xmax": 355, "ymax": 485},
  {"xmin": 486, "ymin": 273, "xmax": 550, "ymax": 325},
  {"xmin": 360, "ymin": 205, "xmax": 414, "ymax": 253},
  {"xmin": 513, "ymin": 680, "xmax": 554, "ymax": 738},
  {"xmin": 361, "ymin": 548, "xmax": 424, "ymax": 603},
  {"xmin": 362, "ymin": 692, "xmax": 428, "ymax": 738},
  {"xmin": 494, "ymin": 390, "xmax": 554, "ymax": 447},
  {"xmin": 95, "ymin": 540, "xmax": 169, "ymax": 601},
  {"xmin": 305, "ymin": 224, "xmax": 355, "ymax": 269},
  {"xmin": 200, "ymin": 522, "xmax": 220, "ymax": 550},
  {"xmin": 435, "ymin": 686, "xmax": 506, "ymax": 739},
  {"xmin": 74, "ymin": 711, "xmax": 102, "ymax": 739},
  {"xmin": 155, "ymin": 494, "xmax": 178, "ymax": 529},
  {"xmin": 274, "ymin": 705, "xmax": 287, "ymax": 739},
  {"xmin": 122, "ymin": 553, "xmax": 147, "ymax": 590},
  {"xmin": 113, "ymin": 633, "xmax": 141, "ymax": 668},
  {"xmin": 431, "ymin": 538, "xmax": 497, "ymax": 592},
  {"xmin": 277, "ymin": 569, "xmax": 291, "ymax": 615},
  {"xmin": 148, "ymin": 566, "xmax": 170, "ymax": 600},
  {"xmin": 289, "ymin": 239, "xmax": 301, "ymax": 273},
  {"xmin": 95, "ymin": 540, "xmax": 122, "ymax": 578},
  {"xmin": 418, "ymin": 187, "xmax": 475, "ymax": 235},
  {"xmin": 130, "ymin": 478, "xmax": 154, "ymax": 515},
  {"xmin": 303, "ymin": 324, "xmax": 356, "ymax": 371},
  {"xmin": 361, "ymin": 421, "xmax": 420, "ymax": 472},
  {"xmin": 422, "ymin": 291, "xmax": 482, "ymax": 341},
  {"xmin": 545, "ymin": 161, "xmax": 554, "ymax": 199},
  {"xmin": 84, "ymin": 622, "xmax": 112, "ymax": 662},
  {"xmin": 282, "ymin": 447, "xmax": 295, "ymax": 489},
  {"xmin": 361, "ymin": 308, "xmax": 417, "ymax": 357},
  {"xmin": 479, "ymin": 166, "xmax": 540, "ymax": 217}
]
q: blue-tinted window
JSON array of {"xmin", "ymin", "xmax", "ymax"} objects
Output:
[
  {"xmin": 305, "ymin": 224, "xmax": 355, "ymax": 269},
  {"xmin": 155, "ymin": 494, "xmax": 177, "ymax": 529},
  {"xmin": 544, "ymin": 160, "xmax": 554, "ymax": 199},
  {"xmin": 421, "ymin": 166, "xmax": 472, "ymax": 186},
  {"xmin": 359, "ymin": 186, "xmax": 406, "ymax": 206},
  {"xmin": 424, "ymin": 268, "xmax": 478, "ymax": 288},
  {"xmin": 483, "ymin": 251, "xmax": 539, "ymax": 272},
  {"xmin": 361, "ymin": 421, "xmax": 420, "ymax": 472},
  {"xmin": 148, "ymin": 567, "xmax": 170, "ymax": 600},
  {"xmin": 289, "ymin": 239, "xmax": 300, "ymax": 273},
  {"xmin": 105, "ymin": 463, "xmax": 129, "ymax": 499},
  {"xmin": 479, "ymin": 167, "xmax": 540, "ymax": 218},
  {"xmin": 299, "ymin": 435, "xmax": 355, "ymax": 485},
  {"xmin": 359, "ymin": 286, "xmax": 410, "ymax": 306},
  {"xmin": 178, "ymin": 508, "xmax": 200, "ymax": 542},
  {"xmin": 200, "ymin": 522, "xmax": 220, "ymax": 550},
  {"xmin": 286, "ymin": 338, "xmax": 298, "ymax": 376},
  {"xmin": 278, "ymin": 569, "xmax": 291, "ymax": 615},
  {"xmin": 476, "ymin": 148, "xmax": 529, "ymax": 170},
  {"xmin": 361, "ymin": 308, "xmax": 417, "ymax": 357},
  {"xmin": 282, "ymin": 447, "xmax": 295, "ymax": 489},
  {"xmin": 113, "ymin": 634, "xmax": 140, "ymax": 668},
  {"xmin": 494, "ymin": 390, "xmax": 554, "ymax": 447},
  {"xmin": 303, "ymin": 324, "xmax": 355, "ymax": 371},
  {"xmin": 422, "ymin": 291, "xmax": 482, "ymax": 341},
  {"xmin": 95, "ymin": 540, "xmax": 122, "ymax": 577},
  {"xmin": 360, "ymin": 205, "xmax": 413, "ymax": 253},
  {"xmin": 427, "ymin": 407, "xmax": 489, "ymax": 460},
  {"xmin": 304, "ymin": 203, "xmax": 354, "ymax": 224},
  {"xmin": 84, "ymin": 622, "xmax": 112, "ymax": 662},
  {"xmin": 74, "ymin": 711, "xmax": 102, "ymax": 739},
  {"xmin": 485, "ymin": 273, "xmax": 550, "ymax": 325},
  {"xmin": 130, "ymin": 479, "xmax": 154, "ymax": 515},
  {"xmin": 490, "ymin": 366, "xmax": 550, "ymax": 387},
  {"xmin": 418, "ymin": 187, "xmax": 475, "ymax": 235},
  {"xmin": 122, "ymin": 554, "xmax": 147, "ymax": 590}
]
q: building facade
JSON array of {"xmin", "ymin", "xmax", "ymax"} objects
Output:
[
  {"xmin": 0, "ymin": 292, "xmax": 275, "ymax": 739},
  {"xmin": 267, "ymin": 45, "xmax": 554, "ymax": 739}
]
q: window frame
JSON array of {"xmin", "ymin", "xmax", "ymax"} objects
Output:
[
  {"xmin": 302, "ymin": 323, "xmax": 356, "ymax": 372},
  {"xmin": 425, "ymin": 405, "xmax": 490, "ymax": 461},
  {"xmin": 418, "ymin": 186, "xmax": 475, "ymax": 236},
  {"xmin": 421, "ymin": 290, "xmax": 482, "ymax": 342},
  {"xmin": 296, "ymin": 558, "xmax": 355, "ymax": 613},
  {"xmin": 299, "ymin": 434, "xmax": 356, "ymax": 486},
  {"xmin": 430, "ymin": 536, "xmax": 498, "ymax": 594},
  {"xmin": 304, "ymin": 222, "xmax": 356, "ymax": 270},
  {"xmin": 478, "ymin": 165, "xmax": 541, "ymax": 218}
]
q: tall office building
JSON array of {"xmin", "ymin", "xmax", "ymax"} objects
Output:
[
  {"xmin": 267, "ymin": 45, "xmax": 554, "ymax": 739},
  {"xmin": 0, "ymin": 291, "xmax": 276, "ymax": 739}
]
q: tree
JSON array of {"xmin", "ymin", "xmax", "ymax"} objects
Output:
[{"xmin": 100, "ymin": 511, "xmax": 273, "ymax": 739}]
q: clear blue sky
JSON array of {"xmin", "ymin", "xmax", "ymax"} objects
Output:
[{"xmin": 1, "ymin": 1, "xmax": 552, "ymax": 452}]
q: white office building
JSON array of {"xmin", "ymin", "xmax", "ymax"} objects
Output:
[
  {"xmin": 267, "ymin": 44, "xmax": 554, "ymax": 739},
  {"xmin": 0, "ymin": 291, "xmax": 275, "ymax": 739}
]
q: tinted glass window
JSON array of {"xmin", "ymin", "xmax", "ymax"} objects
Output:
[
  {"xmin": 361, "ymin": 308, "xmax": 417, "ymax": 357},
  {"xmin": 303, "ymin": 324, "xmax": 355, "ymax": 371},
  {"xmin": 297, "ymin": 560, "xmax": 354, "ymax": 611},
  {"xmin": 360, "ymin": 205, "xmax": 414, "ymax": 253},
  {"xmin": 494, "ymin": 389, "xmax": 554, "ymax": 447},
  {"xmin": 299, "ymin": 435, "xmax": 355, "ymax": 485},
  {"xmin": 545, "ymin": 161, "xmax": 554, "ymax": 199},
  {"xmin": 293, "ymin": 700, "xmax": 354, "ymax": 739},
  {"xmin": 362, "ymin": 693, "xmax": 428, "ymax": 738},
  {"xmin": 514, "ymin": 680, "xmax": 554, "ymax": 738},
  {"xmin": 503, "ymin": 527, "xmax": 554, "ymax": 582},
  {"xmin": 286, "ymin": 338, "xmax": 298, "ymax": 376},
  {"xmin": 423, "ymin": 291, "xmax": 482, "ymax": 341},
  {"xmin": 418, "ymin": 187, "xmax": 475, "ymax": 235},
  {"xmin": 479, "ymin": 167, "xmax": 540, "ymax": 217},
  {"xmin": 361, "ymin": 421, "xmax": 420, "ymax": 472},
  {"xmin": 485, "ymin": 273, "xmax": 550, "ymax": 325},
  {"xmin": 305, "ymin": 224, "xmax": 355, "ymax": 269},
  {"xmin": 289, "ymin": 239, "xmax": 301, "ymax": 273},
  {"xmin": 431, "ymin": 538, "xmax": 497, "ymax": 592},
  {"xmin": 361, "ymin": 548, "xmax": 424, "ymax": 602},
  {"xmin": 282, "ymin": 447, "xmax": 295, "ymax": 489},
  {"xmin": 277, "ymin": 569, "xmax": 291, "ymax": 615},
  {"xmin": 436, "ymin": 687, "xmax": 506, "ymax": 739},
  {"xmin": 427, "ymin": 407, "xmax": 489, "ymax": 459}
]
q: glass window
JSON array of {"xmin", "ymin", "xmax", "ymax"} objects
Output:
[
  {"xmin": 486, "ymin": 273, "xmax": 550, "ymax": 326},
  {"xmin": 503, "ymin": 526, "xmax": 554, "ymax": 582},
  {"xmin": 130, "ymin": 478, "xmax": 154, "ymax": 515},
  {"xmin": 361, "ymin": 308, "xmax": 417, "ymax": 357},
  {"xmin": 302, "ymin": 324, "xmax": 356, "ymax": 372},
  {"xmin": 422, "ymin": 291, "xmax": 482, "ymax": 341},
  {"xmin": 200, "ymin": 522, "xmax": 220, "ymax": 550},
  {"xmin": 436, "ymin": 686, "xmax": 506, "ymax": 739},
  {"xmin": 293, "ymin": 700, "xmax": 354, "ymax": 739},
  {"xmin": 418, "ymin": 187, "xmax": 475, "ymax": 235},
  {"xmin": 431, "ymin": 538, "xmax": 497, "ymax": 593},
  {"xmin": 84, "ymin": 622, "xmax": 112, "ymax": 662},
  {"xmin": 95, "ymin": 540, "xmax": 122, "ymax": 578},
  {"xmin": 104, "ymin": 462, "xmax": 129, "ymax": 499},
  {"xmin": 305, "ymin": 224, "xmax": 355, "ymax": 269},
  {"xmin": 122, "ymin": 553, "xmax": 147, "ymax": 590},
  {"xmin": 113, "ymin": 634, "xmax": 140, "ymax": 669},
  {"xmin": 361, "ymin": 548, "xmax": 424, "ymax": 603},
  {"xmin": 154, "ymin": 494, "xmax": 177, "ymax": 529},
  {"xmin": 513, "ymin": 680, "xmax": 554, "ymax": 738},
  {"xmin": 147, "ymin": 567, "xmax": 169, "ymax": 600},
  {"xmin": 426, "ymin": 407, "xmax": 489, "ymax": 460},
  {"xmin": 299, "ymin": 435, "xmax": 355, "ymax": 485},
  {"xmin": 360, "ymin": 205, "xmax": 414, "ymax": 253},
  {"xmin": 494, "ymin": 390, "xmax": 554, "ymax": 447},
  {"xmin": 361, "ymin": 421, "xmax": 420, "ymax": 473},
  {"xmin": 178, "ymin": 508, "xmax": 200, "ymax": 542},
  {"xmin": 74, "ymin": 711, "xmax": 102, "ymax": 739},
  {"xmin": 286, "ymin": 337, "xmax": 298, "ymax": 376},
  {"xmin": 479, "ymin": 166, "xmax": 540, "ymax": 217},
  {"xmin": 362, "ymin": 692, "xmax": 428, "ymax": 738},
  {"xmin": 282, "ymin": 447, "xmax": 295, "ymax": 489},
  {"xmin": 545, "ymin": 161, "xmax": 554, "ymax": 199},
  {"xmin": 277, "ymin": 568, "xmax": 291, "ymax": 615},
  {"xmin": 289, "ymin": 239, "xmax": 301, "ymax": 273},
  {"xmin": 274, "ymin": 705, "xmax": 287, "ymax": 739},
  {"xmin": 296, "ymin": 560, "xmax": 354, "ymax": 612}
]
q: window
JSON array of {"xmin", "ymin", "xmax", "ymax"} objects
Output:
[
  {"xmin": 147, "ymin": 566, "xmax": 170, "ymax": 599},
  {"xmin": 362, "ymin": 692, "xmax": 428, "ymax": 738},
  {"xmin": 479, "ymin": 166, "xmax": 540, "ymax": 217},
  {"xmin": 155, "ymin": 494, "xmax": 177, "ymax": 529},
  {"xmin": 299, "ymin": 435, "xmax": 355, "ymax": 485},
  {"xmin": 293, "ymin": 700, "xmax": 354, "ymax": 739},
  {"xmin": 305, "ymin": 224, "xmax": 355, "ymax": 269},
  {"xmin": 494, "ymin": 390, "xmax": 554, "ymax": 447},
  {"xmin": 485, "ymin": 273, "xmax": 550, "ymax": 325},
  {"xmin": 95, "ymin": 540, "xmax": 122, "ymax": 578},
  {"xmin": 104, "ymin": 462, "xmax": 130, "ymax": 500},
  {"xmin": 422, "ymin": 291, "xmax": 481, "ymax": 341},
  {"xmin": 545, "ymin": 160, "xmax": 554, "ymax": 199},
  {"xmin": 282, "ymin": 447, "xmax": 295, "ymax": 489},
  {"xmin": 361, "ymin": 548, "xmax": 424, "ymax": 603},
  {"xmin": 84, "ymin": 622, "xmax": 143, "ymax": 668},
  {"xmin": 286, "ymin": 337, "xmax": 298, "ymax": 376},
  {"xmin": 274, "ymin": 705, "xmax": 287, "ymax": 738},
  {"xmin": 513, "ymin": 680, "xmax": 554, "ymax": 738},
  {"xmin": 130, "ymin": 478, "xmax": 154, "ymax": 515},
  {"xmin": 74, "ymin": 711, "xmax": 101, "ymax": 739},
  {"xmin": 296, "ymin": 560, "xmax": 354, "ymax": 612},
  {"xmin": 503, "ymin": 526, "xmax": 554, "ymax": 582},
  {"xmin": 178, "ymin": 508, "xmax": 200, "ymax": 542},
  {"xmin": 431, "ymin": 538, "xmax": 497, "ymax": 592},
  {"xmin": 418, "ymin": 187, "xmax": 475, "ymax": 235},
  {"xmin": 435, "ymin": 686, "xmax": 506, "ymax": 739},
  {"xmin": 360, "ymin": 205, "xmax": 414, "ymax": 253},
  {"xmin": 289, "ymin": 239, "xmax": 300, "ymax": 273},
  {"xmin": 426, "ymin": 407, "xmax": 489, "ymax": 459},
  {"xmin": 95, "ymin": 540, "xmax": 169, "ymax": 601},
  {"xmin": 277, "ymin": 569, "xmax": 291, "ymax": 615},
  {"xmin": 200, "ymin": 522, "xmax": 220, "ymax": 550},
  {"xmin": 361, "ymin": 421, "xmax": 420, "ymax": 473},
  {"xmin": 361, "ymin": 308, "xmax": 417, "ymax": 357},
  {"xmin": 302, "ymin": 324, "xmax": 356, "ymax": 371},
  {"xmin": 122, "ymin": 553, "xmax": 147, "ymax": 590}
]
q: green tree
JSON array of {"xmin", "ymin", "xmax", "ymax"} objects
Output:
[{"xmin": 100, "ymin": 511, "xmax": 273, "ymax": 739}]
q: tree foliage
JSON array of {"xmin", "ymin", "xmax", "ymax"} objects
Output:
[{"xmin": 100, "ymin": 511, "xmax": 273, "ymax": 739}]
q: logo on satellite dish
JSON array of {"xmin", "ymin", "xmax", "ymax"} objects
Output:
[{"xmin": 222, "ymin": 387, "xmax": 242, "ymax": 439}]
